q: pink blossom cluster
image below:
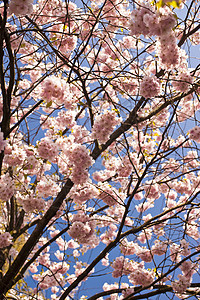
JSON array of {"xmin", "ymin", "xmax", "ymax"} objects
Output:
[
  {"xmin": 33, "ymin": 262, "xmax": 69, "ymax": 290},
  {"xmin": 121, "ymin": 286, "xmax": 135, "ymax": 299},
  {"xmin": 135, "ymin": 184, "xmax": 160, "ymax": 213},
  {"xmin": 35, "ymin": 0, "xmax": 68, "ymax": 23},
  {"xmin": 50, "ymin": 23, "xmax": 77, "ymax": 53},
  {"xmin": 151, "ymin": 240, "xmax": 168, "ymax": 256},
  {"xmin": 112, "ymin": 76, "xmax": 138, "ymax": 97},
  {"xmin": 9, "ymin": 0, "xmax": 33, "ymax": 16},
  {"xmin": 68, "ymin": 212, "xmax": 98, "ymax": 245},
  {"xmin": 37, "ymin": 137, "xmax": 59, "ymax": 162},
  {"xmin": 176, "ymin": 95, "xmax": 200, "ymax": 123},
  {"xmin": 180, "ymin": 260, "xmax": 198, "ymax": 280},
  {"xmin": 40, "ymin": 76, "xmax": 79, "ymax": 109},
  {"xmin": 129, "ymin": 6, "xmax": 154, "ymax": 37},
  {"xmin": 129, "ymin": 5, "xmax": 176, "ymax": 37},
  {"xmin": 180, "ymin": 239, "xmax": 190, "ymax": 256},
  {"xmin": 68, "ymin": 183, "xmax": 99, "ymax": 205},
  {"xmin": 4, "ymin": 144, "xmax": 26, "ymax": 166},
  {"xmin": 57, "ymin": 138, "xmax": 94, "ymax": 185},
  {"xmin": 102, "ymin": 282, "xmax": 119, "ymax": 300},
  {"xmin": 40, "ymin": 76, "xmax": 67, "ymax": 105},
  {"xmin": 128, "ymin": 262, "xmax": 155, "ymax": 287},
  {"xmin": 102, "ymin": 155, "xmax": 119, "ymax": 173},
  {"xmin": 111, "ymin": 256, "xmax": 155, "ymax": 287},
  {"xmin": 74, "ymin": 261, "xmax": 94, "ymax": 281},
  {"xmin": 170, "ymin": 243, "xmax": 181, "ymax": 262},
  {"xmin": 56, "ymin": 110, "xmax": 76, "ymax": 130},
  {"xmin": 120, "ymin": 238, "xmax": 138, "ymax": 255},
  {"xmin": 144, "ymin": 182, "xmax": 161, "ymax": 200},
  {"xmin": 99, "ymin": 58, "xmax": 119, "ymax": 77},
  {"xmin": 171, "ymin": 274, "xmax": 191, "ymax": 295},
  {"xmin": 102, "ymin": 253, "xmax": 109, "ymax": 266},
  {"xmin": 69, "ymin": 144, "xmax": 94, "ymax": 185},
  {"xmin": 117, "ymin": 155, "xmax": 134, "ymax": 177},
  {"xmin": 185, "ymin": 221, "xmax": 200, "ymax": 240},
  {"xmin": 17, "ymin": 192, "xmax": 45, "ymax": 213},
  {"xmin": 172, "ymin": 72, "xmax": 193, "ymax": 92},
  {"xmin": 92, "ymin": 110, "xmax": 122, "ymax": 144},
  {"xmin": 137, "ymin": 248, "xmax": 152, "ymax": 263},
  {"xmin": 92, "ymin": 169, "xmax": 115, "ymax": 182},
  {"xmin": 131, "ymin": 3, "xmax": 181, "ymax": 69},
  {"xmin": 100, "ymin": 225, "xmax": 117, "ymax": 245},
  {"xmin": 24, "ymin": 148, "xmax": 39, "ymax": 174},
  {"xmin": 156, "ymin": 32, "xmax": 180, "ymax": 69},
  {"xmin": 36, "ymin": 175, "xmax": 60, "ymax": 198},
  {"xmin": 137, "ymin": 228, "xmax": 152, "ymax": 244},
  {"xmin": 71, "ymin": 125, "xmax": 90, "ymax": 144},
  {"xmin": 100, "ymin": 0, "xmax": 130, "ymax": 32},
  {"xmin": 112, "ymin": 256, "xmax": 135, "ymax": 278},
  {"xmin": 0, "ymin": 232, "xmax": 12, "ymax": 249},
  {"xmin": 0, "ymin": 174, "xmax": 15, "ymax": 202},
  {"xmin": 103, "ymin": 282, "xmax": 133, "ymax": 300},
  {"xmin": 98, "ymin": 182, "xmax": 121, "ymax": 206},
  {"xmin": 188, "ymin": 126, "xmax": 200, "ymax": 143},
  {"xmin": 140, "ymin": 75, "xmax": 161, "ymax": 99}
]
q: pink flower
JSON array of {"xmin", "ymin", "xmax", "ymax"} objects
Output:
[
  {"xmin": 140, "ymin": 75, "xmax": 161, "ymax": 99},
  {"xmin": 188, "ymin": 126, "xmax": 200, "ymax": 142},
  {"xmin": 9, "ymin": 0, "xmax": 33, "ymax": 16},
  {"xmin": 0, "ymin": 232, "xmax": 12, "ymax": 248}
]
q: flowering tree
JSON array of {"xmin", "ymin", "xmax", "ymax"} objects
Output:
[{"xmin": 0, "ymin": 0, "xmax": 199, "ymax": 299}]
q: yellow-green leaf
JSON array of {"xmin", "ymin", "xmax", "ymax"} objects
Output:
[{"xmin": 46, "ymin": 100, "xmax": 52, "ymax": 108}]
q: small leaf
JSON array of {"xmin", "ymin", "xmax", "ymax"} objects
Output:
[
  {"xmin": 46, "ymin": 100, "xmax": 52, "ymax": 108},
  {"xmin": 168, "ymin": 0, "xmax": 181, "ymax": 8},
  {"xmin": 156, "ymin": 0, "xmax": 164, "ymax": 9}
]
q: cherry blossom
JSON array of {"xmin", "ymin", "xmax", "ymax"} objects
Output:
[{"xmin": 0, "ymin": 0, "xmax": 199, "ymax": 299}]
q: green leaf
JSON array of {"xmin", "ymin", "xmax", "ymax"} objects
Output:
[
  {"xmin": 46, "ymin": 100, "xmax": 52, "ymax": 108},
  {"xmin": 156, "ymin": 0, "xmax": 164, "ymax": 9},
  {"xmin": 168, "ymin": 0, "xmax": 181, "ymax": 8}
]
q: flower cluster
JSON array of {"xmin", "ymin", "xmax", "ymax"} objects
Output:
[
  {"xmin": 188, "ymin": 126, "xmax": 200, "ymax": 143},
  {"xmin": 129, "ymin": 5, "xmax": 176, "ymax": 37},
  {"xmin": 17, "ymin": 192, "xmax": 45, "ymax": 213},
  {"xmin": 112, "ymin": 256, "xmax": 155, "ymax": 287},
  {"xmin": 40, "ymin": 76, "xmax": 66, "ymax": 105},
  {"xmin": 129, "ymin": 3, "xmax": 181, "ymax": 69},
  {"xmin": 140, "ymin": 75, "xmax": 161, "ymax": 99},
  {"xmin": 69, "ymin": 144, "xmax": 94, "ymax": 185},
  {"xmin": 9, "ymin": 0, "xmax": 33, "ymax": 16},
  {"xmin": 128, "ymin": 262, "xmax": 155, "ymax": 287},
  {"xmin": 50, "ymin": 25, "xmax": 77, "ymax": 54},
  {"xmin": 112, "ymin": 256, "xmax": 134, "ymax": 278},
  {"xmin": 120, "ymin": 238, "xmax": 138, "ymax": 256},
  {"xmin": 157, "ymin": 32, "xmax": 180, "ymax": 69},
  {"xmin": 36, "ymin": 175, "xmax": 60, "ymax": 198},
  {"xmin": 4, "ymin": 144, "xmax": 26, "ymax": 166},
  {"xmin": 37, "ymin": 137, "xmax": 59, "ymax": 162},
  {"xmin": 171, "ymin": 274, "xmax": 191, "ymax": 295},
  {"xmin": 172, "ymin": 71, "xmax": 193, "ymax": 92},
  {"xmin": 68, "ymin": 183, "xmax": 99, "ymax": 205},
  {"xmin": 0, "ymin": 232, "xmax": 12, "ymax": 249},
  {"xmin": 92, "ymin": 110, "xmax": 122, "ymax": 144},
  {"xmin": 0, "ymin": 174, "xmax": 15, "ymax": 202},
  {"xmin": 33, "ymin": 263, "xmax": 69, "ymax": 290},
  {"xmin": 68, "ymin": 212, "xmax": 98, "ymax": 246},
  {"xmin": 40, "ymin": 76, "xmax": 80, "ymax": 109},
  {"xmin": 98, "ymin": 182, "xmax": 121, "ymax": 206}
]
